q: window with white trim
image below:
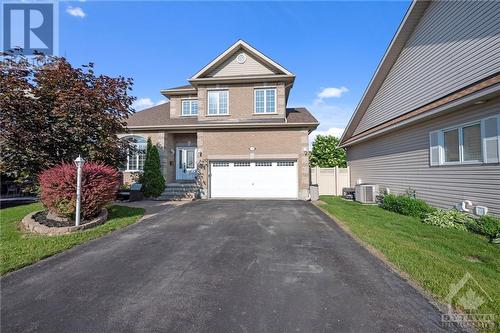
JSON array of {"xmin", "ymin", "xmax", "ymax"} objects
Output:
[
  {"xmin": 254, "ymin": 88, "xmax": 276, "ymax": 114},
  {"xmin": 181, "ymin": 99, "xmax": 198, "ymax": 116},
  {"xmin": 429, "ymin": 115, "xmax": 500, "ymax": 166},
  {"xmin": 277, "ymin": 161, "xmax": 294, "ymax": 166},
  {"xmin": 207, "ymin": 90, "xmax": 228, "ymax": 115},
  {"xmin": 122, "ymin": 136, "xmax": 147, "ymax": 171}
]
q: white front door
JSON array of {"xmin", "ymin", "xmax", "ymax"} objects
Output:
[
  {"xmin": 176, "ymin": 147, "xmax": 197, "ymax": 181},
  {"xmin": 210, "ymin": 160, "xmax": 298, "ymax": 198}
]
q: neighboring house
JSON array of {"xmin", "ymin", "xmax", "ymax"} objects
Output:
[
  {"xmin": 122, "ymin": 40, "xmax": 318, "ymax": 199},
  {"xmin": 340, "ymin": 0, "xmax": 500, "ymax": 215}
]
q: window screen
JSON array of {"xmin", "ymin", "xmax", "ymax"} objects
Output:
[
  {"xmin": 462, "ymin": 124, "xmax": 481, "ymax": 161},
  {"xmin": 444, "ymin": 129, "xmax": 459, "ymax": 162}
]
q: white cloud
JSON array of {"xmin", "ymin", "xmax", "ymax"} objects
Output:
[
  {"xmin": 309, "ymin": 127, "xmax": 345, "ymax": 147},
  {"xmin": 316, "ymin": 127, "xmax": 345, "ymax": 138},
  {"xmin": 314, "ymin": 86, "xmax": 349, "ymax": 105},
  {"xmin": 132, "ymin": 98, "xmax": 167, "ymax": 111},
  {"xmin": 132, "ymin": 98, "xmax": 155, "ymax": 110},
  {"xmin": 66, "ymin": 6, "xmax": 86, "ymax": 18},
  {"xmin": 318, "ymin": 86, "xmax": 349, "ymax": 99}
]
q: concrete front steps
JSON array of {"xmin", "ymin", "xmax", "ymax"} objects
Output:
[{"xmin": 156, "ymin": 183, "xmax": 199, "ymax": 201}]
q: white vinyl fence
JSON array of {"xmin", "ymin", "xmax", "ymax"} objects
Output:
[{"xmin": 310, "ymin": 166, "xmax": 350, "ymax": 196}]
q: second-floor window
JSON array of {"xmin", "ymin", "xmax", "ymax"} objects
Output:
[
  {"xmin": 207, "ymin": 90, "xmax": 228, "ymax": 115},
  {"xmin": 255, "ymin": 88, "xmax": 276, "ymax": 114},
  {"xmin": 182, "ymin": 99, "xmax": 198, "ymax": 116}
]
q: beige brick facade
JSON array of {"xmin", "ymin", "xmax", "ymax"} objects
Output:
[
  {"xmin": 121, "ymin": 128, "xmax": 311, "ymax": 199},
  {"xmin": 197, "ymin": 128, "xmax": 310, "ymax": 199}
]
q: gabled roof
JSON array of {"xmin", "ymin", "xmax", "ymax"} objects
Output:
[
  {"xmin": 340, "ymin": 0, "xmax": 430, "ymax": 146},
  {"xmin": 189, "ymin": 39, "xmax": 295, "ymax": 81}
]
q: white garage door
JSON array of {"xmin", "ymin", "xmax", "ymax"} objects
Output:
[{"xmin": 210, "ymin": 160, "xmax": 298, "ymax": 199}]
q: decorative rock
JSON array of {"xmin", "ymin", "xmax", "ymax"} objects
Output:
[{"xmin": 21, "ymin": 208, "xmax": 108, "ymax": 236}]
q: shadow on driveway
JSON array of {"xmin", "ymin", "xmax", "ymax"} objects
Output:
[{"xmin": 1, "ymin": 200, "xmax": 463, "ymax": 332}]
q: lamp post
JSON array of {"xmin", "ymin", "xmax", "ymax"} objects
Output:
[{"xmin": 74, "ymin": 155, "xmax": 85, "ymax": 226}]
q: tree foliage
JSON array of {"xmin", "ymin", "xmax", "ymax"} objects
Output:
[
  {"xmin": 139, "ymin": 138, "xmax": 165, "ymax": 198},
  {"xmin": 0, "ymin": 50, "xmax": 135, "ymax": 191},
  {"xmin": 309, "ymin": 135, "xmax": 347, "ymax": 168}
]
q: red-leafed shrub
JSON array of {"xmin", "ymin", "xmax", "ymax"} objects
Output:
[{"xmin": 39, "ymin": 162, "xmax": 119, "ymax": 219}]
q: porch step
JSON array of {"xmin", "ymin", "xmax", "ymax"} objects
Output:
[{"xmin": 155, "ymin": 183, "xmax": 199, "ymax": 201}]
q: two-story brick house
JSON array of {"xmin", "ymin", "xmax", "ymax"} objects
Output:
[{"xmin": 122, "ymin": 40, "xmax": 319, "ymax": 200}]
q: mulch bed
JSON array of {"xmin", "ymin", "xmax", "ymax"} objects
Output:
[{"xmin": 33, "ymin": 211, "xmax": 91, "ymax": 228}]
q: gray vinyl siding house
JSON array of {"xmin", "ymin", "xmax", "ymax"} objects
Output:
[{"xmin": 340, "ymin": 0, "xmax": 500, "ymax": 216}]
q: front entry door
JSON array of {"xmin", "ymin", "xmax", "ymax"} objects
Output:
[{"xmin": 176, "ymin": 147, "xmax": 197, "ymax": 181}]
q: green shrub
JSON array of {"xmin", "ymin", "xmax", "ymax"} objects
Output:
[
  {"xmin": 54, "ymin": 198, "xmax": 74, "ymax": 218},
  {"xmin": 422, "ymin": 209, "xmax": 472, "ymax": 231},
  {"xmin": 379, "ymin": 194, "xmax": 436, "ymax": 219},
  {"xmin": 467, "ymin": 215, "xmax": 500, "ymax": 241},
  {"xmin": 139, "ymin": 138, "xmax": 165, "ymax": 198}
]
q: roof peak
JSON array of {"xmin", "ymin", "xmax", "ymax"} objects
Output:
[{"xmin": 189, "ymin": 40, "xmax": 294, "ymax": 81}]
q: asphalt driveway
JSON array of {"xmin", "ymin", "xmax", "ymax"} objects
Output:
[{"xmin": 1, "ymin": 200, "xmax": 461, "ymax": 332}]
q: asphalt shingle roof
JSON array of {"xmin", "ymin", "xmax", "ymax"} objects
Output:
[{"xmin": 126, "ymin": 103, "xmax": 318, "ymax": 128}]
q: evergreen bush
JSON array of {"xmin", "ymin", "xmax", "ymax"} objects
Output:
[{"xmin": 140, "ymin": 138, "xmax": 165, "ymax": 198}]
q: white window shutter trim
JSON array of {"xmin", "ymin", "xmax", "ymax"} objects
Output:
[
  {"xmin": 429, "ymin": 130, "xmax": 441, "ymax": 166},
  {"xmin": 481, "ymin": 116, "xmax": 500, "ymax": 163}
]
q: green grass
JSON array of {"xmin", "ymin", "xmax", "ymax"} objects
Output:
[
  {"xmin": 320, "ymin": 196, "xmax": 500, "ymax": 332},
  {"xmin": 0, "ymin": 203, "xmax": 144, "ymax": 275}
]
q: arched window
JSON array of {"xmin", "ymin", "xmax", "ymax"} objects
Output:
[{"xmin": 123, "ymin": 136, "xmax": 147, "ymax": 171}]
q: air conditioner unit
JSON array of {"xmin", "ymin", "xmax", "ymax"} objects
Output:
[{"xmin": 355, "ymin": 184, "xmax": 379, "ymax": 204}]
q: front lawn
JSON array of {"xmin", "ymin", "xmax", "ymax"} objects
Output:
[
  {"xmin": 0, "ymin": 203, "xmax": 144, "ymax": 275},
  {"xmin": 320, "ymin": 196, "xmax": 499, "ymax": 332}
]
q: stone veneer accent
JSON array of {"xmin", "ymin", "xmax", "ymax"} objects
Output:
[{"xmin": 21, "ymin": 208, "xmax": 108, "ymax": 236}]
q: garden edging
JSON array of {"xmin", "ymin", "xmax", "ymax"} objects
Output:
[{"xmin": 21, "ymin": 208, "xmax": 108, "ymax": 236}]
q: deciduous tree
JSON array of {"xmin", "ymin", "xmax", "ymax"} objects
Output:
[
  {"xmin": 309, "ymin": 135, "xmax": 347, "ymax": 168},
  {"xmin": 0, "ymin": 50, "xmax": 135, "ymax": 190}
]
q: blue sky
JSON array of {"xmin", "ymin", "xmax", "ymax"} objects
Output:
[{"xmin": 60, "ymin": 1, "xmax": 411, "ymax": 139}]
